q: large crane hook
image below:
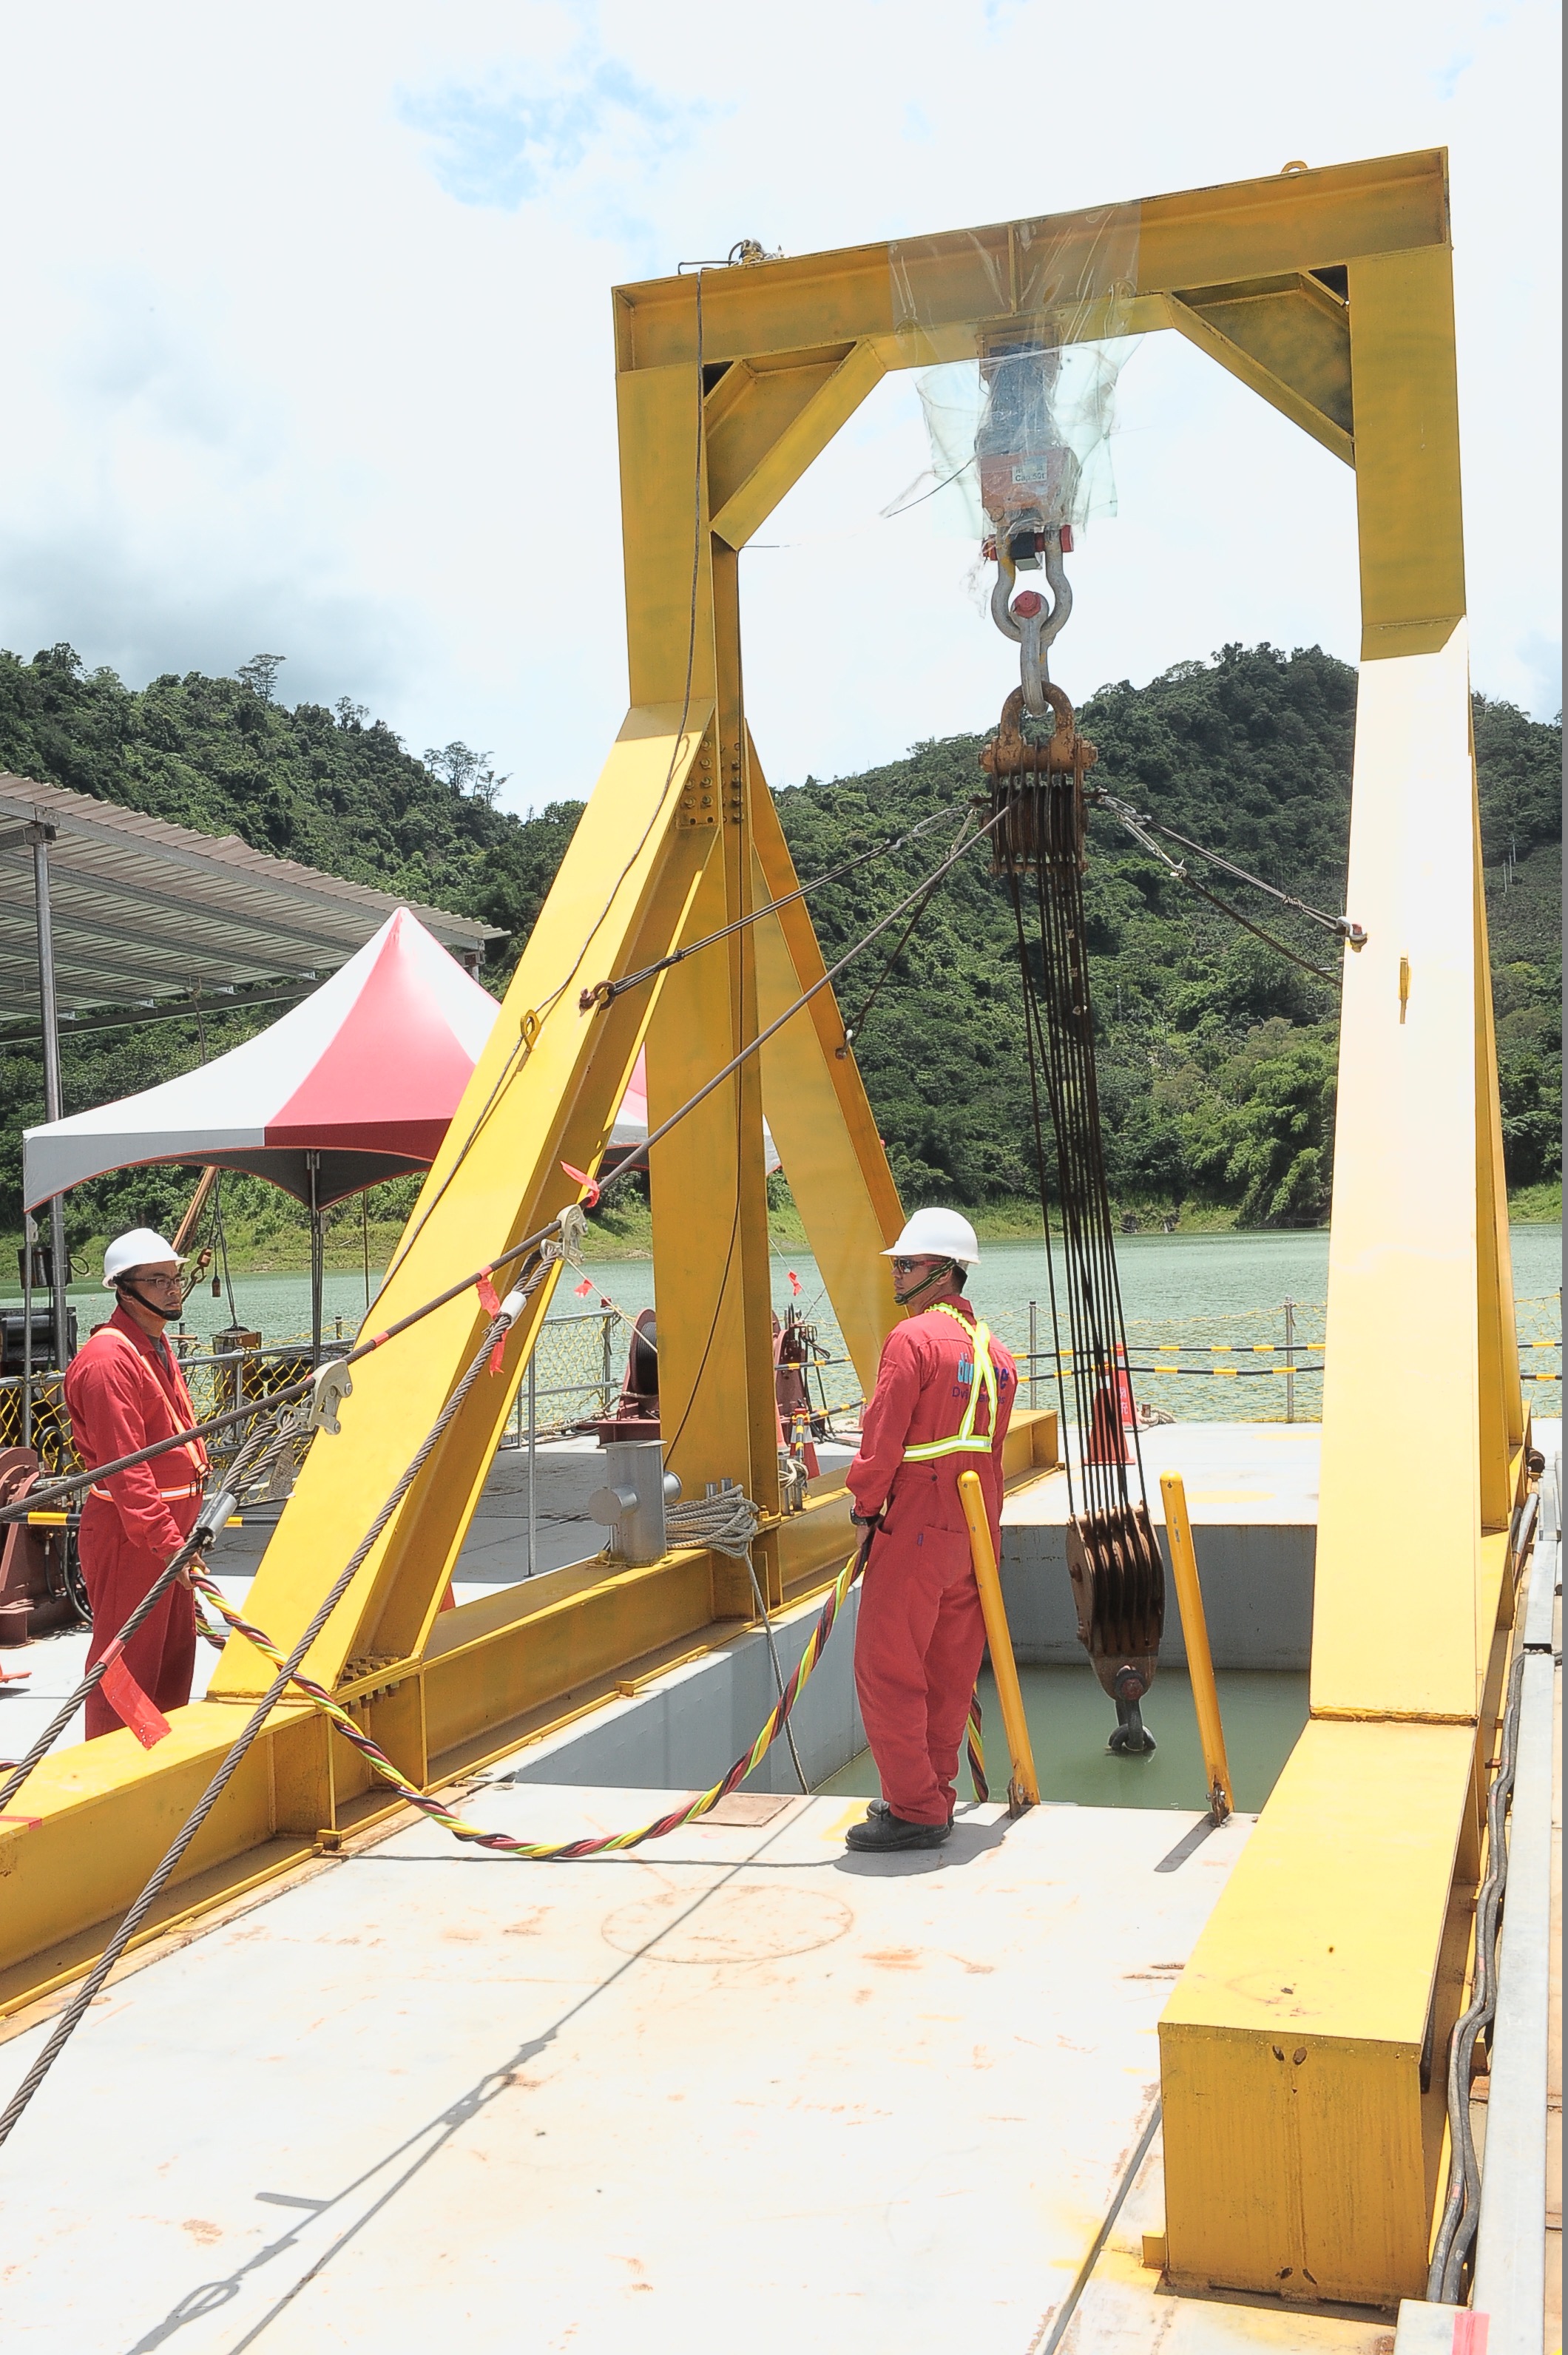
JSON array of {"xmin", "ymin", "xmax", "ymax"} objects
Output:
[{"xmin": 990, "ymin": 522, "xmax": 1073, "ymax": 717}]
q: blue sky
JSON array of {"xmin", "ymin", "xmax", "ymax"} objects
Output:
[{"xmin": 0, "ymin": 1, "xmax": 1558, "ymax": 813}]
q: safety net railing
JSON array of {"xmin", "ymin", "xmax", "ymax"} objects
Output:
[
  {"xmin": 783, "ymin": 1292, "xmax": 1562, "ymax": 1430},
  {"xmin": 0, "ymin": 1294, "xmax": 1556, "ymax": 1482}
]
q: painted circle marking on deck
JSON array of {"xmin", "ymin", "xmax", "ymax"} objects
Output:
[{"xmin": 601, "ymin": 1885, "xmax": 854, "ymax": 1964}]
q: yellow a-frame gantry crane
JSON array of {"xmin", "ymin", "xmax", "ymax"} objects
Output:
[{"xmin": 4, "ymin": 148, "xmax": 1528, "ymax": 2311}]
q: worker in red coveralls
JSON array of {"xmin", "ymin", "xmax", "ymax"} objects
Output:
[
  {"xmin": 64, "ymin": 1229, "xmax": 207, "ymax": 1740},
  {"xmin": 844, "ymin": 1208, "xmax": 1015, "ymax": 1852}
]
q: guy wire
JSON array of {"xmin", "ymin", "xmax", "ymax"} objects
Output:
[{"xmin": 1, "ymin": 805, "xmax": 1013, "ymax": 1531}]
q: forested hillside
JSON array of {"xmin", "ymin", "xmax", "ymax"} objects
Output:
[{"xmin": 0, "ymin": 640, "xmax": 1558, "ymax": 1260}]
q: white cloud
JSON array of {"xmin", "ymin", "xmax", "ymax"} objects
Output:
[{"xmin": 0, "ymin": 0, "xmax": 1555, "ymax": 820}]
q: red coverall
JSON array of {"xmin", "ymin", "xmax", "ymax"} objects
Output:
[
  {"xmin": 848, "ymin": 1301, "xmax": 1016, "ymax": 1825},
  {"xmin": 63, "ymin": 1307, "xmax": 207, "ymax": 1740}
]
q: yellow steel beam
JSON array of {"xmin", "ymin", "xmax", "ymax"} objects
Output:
[
  {"xmin": 1166, "ymin": 279, "xmax": 1354, "ymax": 466},
  {"xmin": 748, "ymin": 742, "xmax": 904, "ymax": 1395},
  {"xmin": 1160, "ymin": 1717, "xmax": 1478, "ymax": 2304},
  {"xmin": 1158, "ymin": 175, "xmax": 1524, "ymax": 2308},
  {"xmin": 612, "ymin": 150, "xmax": 1449, "ymax": 374},
  {"xmin": 206, "ymin": 705, "xmax": 716, "ymax": 1695},
  {"xmin": 1308, "ymin": 623, "xmax": 1487, "ymax": 1722},
  {"xmin": 709, "ymin": 339, "xmax": 885, "ymax": 550},
  {"xmin": 1346, "ymin": 245, "xmax": 1465, "ymax": 658}
]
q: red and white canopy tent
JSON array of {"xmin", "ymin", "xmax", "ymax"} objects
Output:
[
  {"xmin": 22, "ymin": 909, "xmax": 501, "ymax": 1352},
  {"xmin": 22, "ymin": 908, "xmax": 779, "ymax": 1355},
  {"xmin": 24, "ymin": 903, "xmax": 793, "ymax": 1364}
]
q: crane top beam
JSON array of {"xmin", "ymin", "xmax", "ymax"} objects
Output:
[{"xmin": 611, "ymin": 148, "xmax": 1449, "ymax": 371}]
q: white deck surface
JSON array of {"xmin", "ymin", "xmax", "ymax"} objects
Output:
[{"xmin": 0, "ymin": 1783, "xmax": 1390, "ymax": 2354}]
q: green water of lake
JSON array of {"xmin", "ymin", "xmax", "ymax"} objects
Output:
[
  {"xmin": 74, "ymin": 1223, "xmax": 1558, "ymax": 1422},
  {"xmin": 818, "ymin": 1664, "xmax": 1311, "ymax": 1815}
]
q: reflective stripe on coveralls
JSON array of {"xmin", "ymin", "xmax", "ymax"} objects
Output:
[
  {"xmin": 850, "ymin": 1298, "xmax": 1016, "ymax": 1825},
  {"xmin": 900, "ymin": 1302, "xmax": 1000, "ymax": 1461}
]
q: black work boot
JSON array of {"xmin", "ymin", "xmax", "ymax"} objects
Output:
[
  {"xmin": 867, "ymin": 1797, "xmax": 954, "ymax": 1826},
  {"xmin": 845, "ymin": 1808, "xmax": 951, "ymax": 1852}
]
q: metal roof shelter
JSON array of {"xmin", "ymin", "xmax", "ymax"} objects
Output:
[
  {"xmin": 0, "ymin": 773, "xmax": 496, "ymax": 1024},
  {"xmin": 0, "ymin": 770, "xmax": 501, "ymax": 1372}
]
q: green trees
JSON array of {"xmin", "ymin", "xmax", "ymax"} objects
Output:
[{"xmin": 0, "ymin": 639, "xmax": 1557, "ymax": 1257}]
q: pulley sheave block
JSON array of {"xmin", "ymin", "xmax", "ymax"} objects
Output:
[
  {"xmin": 979, "ymin": 686, "xmax": 1096, "ymax": 876},
  {"xmin": 1065, "ymin": 1501, "xmax": 1165, "ymax": 1706}
]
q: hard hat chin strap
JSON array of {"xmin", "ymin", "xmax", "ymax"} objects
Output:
[
  {"xmin": 901, "ymin": 1259, "xmax": 962, "ymax": 1306},
  {"xmin": 117, "ymin": 1281, "xmax": 172, "ymax": 1322}
]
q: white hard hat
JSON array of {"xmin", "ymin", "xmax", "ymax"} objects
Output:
[
  {"xmin": 882, "ymin": 1207, "xmax": 981, "ymax": 1266},
  {"xmin": 102, "ymin": 1229, "xmax": 185, "ymax": 1288}
]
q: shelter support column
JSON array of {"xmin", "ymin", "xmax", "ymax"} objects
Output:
[{"xmin": 24, "ymin": 822, "xmax": 70, "ymax": 1374}]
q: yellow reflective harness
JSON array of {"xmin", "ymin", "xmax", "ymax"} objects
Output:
[{"xmin": 901, "ymin": 1301, "xmax": 1001, "ymax": 1463}]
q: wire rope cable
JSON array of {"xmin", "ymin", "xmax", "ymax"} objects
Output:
[
  {"xmin": 1426, "ymin": 1593, "xmax": 1536, "ymax": 2302},
  {"xmin": 0, "ymin": 1291, "xmax": 530, "ymax": 2155},
  {"xmin": 1090, "ymin": 791, "xmax": 1345, "ymax": 979},
  {"xmin": 1, "ymin": 805, "xmax": 1009, "ymax": 1539}
]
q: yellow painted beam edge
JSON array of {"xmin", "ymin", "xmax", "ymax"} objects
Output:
[
  {"xmin": 1166, "ymin": 294, "xmax": 1354, "ymax": 466},
  {"xmin": 710, "ymin": 339, "xmax": 885, "ymax": 547}
]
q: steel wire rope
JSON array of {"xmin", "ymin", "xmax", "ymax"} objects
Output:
[
  {"xmin": 837, "ymin": 848, "xmax": 955, "ymax": 1053},
  {"xmin": 1005, "ymin": 874, "xmax": 1076, "ymax": 1510},
  {"xmin": 1089, "ymin": 794, "xmax": 1339, "ymax": 981},
  {"xmin": 655, "ymin": 1482, "xmax": 810, "ymax": 1796},
  {"xmin": 0, "ymin": 1411, "xmax": 287, "ymax": 1820},
  {"xmin": 1027, "ymin": 851, "xmax": 1106, "ymax": 1491},
  {"xmin": 0, "ymin": 1294, "xmax": 530, "ymax": 2155},
  {"xmin": 1027, "ymin": 838, "xmax": 1148, "ymax": 1509},
  {"xmin": 1426, "ymin": 1541, "xmax": 1539, "ymax": 2304},
  {"xmin": 0, "ymin": 808, "xmax": 1010, "ymax": 1535},
  {"xmin": 1098, "ymin": 796, "xmax": 1357, "ymax": 937},
  {"xmin": 583, "ymin": 808, "xmax": 950, "ymax": 1010}
]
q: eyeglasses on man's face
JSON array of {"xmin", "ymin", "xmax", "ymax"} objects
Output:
[{"xmin": 890, "ymin": 1256, "xmax": 942, "ymax": 1274}]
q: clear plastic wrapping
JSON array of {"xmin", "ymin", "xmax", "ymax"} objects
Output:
[{"xmin": 889, "ymin": 204, "xmax": 1142, "ymax": 539}]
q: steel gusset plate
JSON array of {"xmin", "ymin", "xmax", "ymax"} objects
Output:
[{"xmin": 1065, "ymin": 1502, "xmax": 1165, "ymax": 1701}]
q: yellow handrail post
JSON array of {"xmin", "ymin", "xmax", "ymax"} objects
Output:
[
  {"xmin": 957, "ymin": 1469, "xmax": 1039, "ymax": 1814},
  {"xmin": 1159, "ymin": 1472, "xmax": 1234, "ymax": 1823}
]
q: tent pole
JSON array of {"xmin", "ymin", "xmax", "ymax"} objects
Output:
[
  {"xmin": 25, "ymin": 823, "xmax": 70, "ymax": 1374},
  {"xmin": 308, "ymin": 1152, "xmax": 323, "ymax": 1366},
  {"xmin": 21, "ymin": 1211, "xmax": 35, "ymax": 1450}
]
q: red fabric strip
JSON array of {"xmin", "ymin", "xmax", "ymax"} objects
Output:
[
  {"xmin": 98, "ymin": 1650, "xmax": 172, "ymax": 1748},
  {"xmin": 560, "ymin": 1160, "xmax": 601, "ymax": 1208},
  {"xmin": 476, "ymin": 1272, "xmax": 506, "ymax": 1373}
]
